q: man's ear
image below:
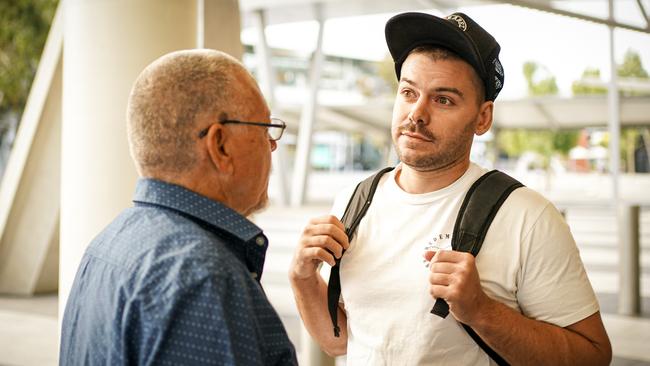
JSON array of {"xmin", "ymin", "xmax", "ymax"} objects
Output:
[
  {"xmin": 475, "ymin": 100, "xmax": 494, "ymax": 136},
  {"xmin": 204, "ymin": 123, "xmax": 234, "ymax": 174}
]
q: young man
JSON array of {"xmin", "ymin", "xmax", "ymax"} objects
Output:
[
  {"xmin": 289, "ymin": 12, "xmax": 611, "ymax": 365},
  {"xmin": 60, "ymin": 49, "xmax": 297, "ymax": 365}
]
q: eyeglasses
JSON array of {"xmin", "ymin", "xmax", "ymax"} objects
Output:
[{"xmin": 198, "ymin": 118, "xmax": 287, "ymax": 141}]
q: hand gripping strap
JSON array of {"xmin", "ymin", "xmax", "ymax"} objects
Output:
[
  {"xmin": 327, "ymin": 167, "xmax": 394, "ymax": 337},
  {"xmin": 430, "ymin": 170, "xmax": 522, "ymax": 318}
]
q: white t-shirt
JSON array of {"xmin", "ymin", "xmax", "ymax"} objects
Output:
[{"xmin": 330, "ymin": 163, "xmax": 599, "ymax": 365}]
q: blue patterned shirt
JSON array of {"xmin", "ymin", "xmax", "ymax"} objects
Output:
[{"xmin": 60, "ymin": 178, "xmax": 297, "ymax": 365}]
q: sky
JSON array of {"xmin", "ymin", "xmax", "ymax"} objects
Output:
[{"xmin": 240, "ymin": 0, "xmax": 650, "ymax": 100}]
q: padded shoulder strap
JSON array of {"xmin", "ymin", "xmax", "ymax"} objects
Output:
[
  {"xmin": 340, "ymin": 167, "xmax": 395, "ymax": 238},
  {"xmin": 452, "ymin": 170, "xmax": 524, "ymax": 255},
  {"xmin": 327, "ymin": 167, "xmax": 394, "ymax": 337},
  {"xmin": 430, "ymin": 170, "xmax": 523, "ymax": 366}
]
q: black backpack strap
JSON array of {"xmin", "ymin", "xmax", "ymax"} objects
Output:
[
  {"xmin": 327, "ymin": 167, "xmax": 394, "ymax": 337},
  {"xmin": 430, "ymin": 170, "xmax": 523, "ymax": 366},
  {"xmin": 462, "ymin": 324, "xmax": 510, "ymax": 366}
]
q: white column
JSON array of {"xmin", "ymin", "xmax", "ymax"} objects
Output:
[
  {"xmin": 60, "ymin": 0, "xmax": 241, "ymax": 317},
  {"xmin": 202, "ymin": 0, "xmax": 242, "ymax": 59},
  {"xmin": 252, "ymin": 9, "xmax": 290, "ymax": 205},
  {"xmin": 291, "ymin": 4, "xmax": 325, "ymax": 207}
]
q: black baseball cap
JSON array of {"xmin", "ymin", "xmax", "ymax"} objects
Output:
[{"xmin": 385, "ymin": 12, "xmax": 504, "ymax": 101}]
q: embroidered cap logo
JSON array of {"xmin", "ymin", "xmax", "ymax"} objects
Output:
[{"xmin": 446, "ymin": 14, "xmax": 467, "ymax": 31}]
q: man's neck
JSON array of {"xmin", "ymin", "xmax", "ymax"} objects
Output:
[{"xmin": 395, "ymin": 160, "xmax": 471, "ymax": 194}]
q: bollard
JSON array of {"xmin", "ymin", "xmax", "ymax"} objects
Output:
[{"xmin": 618, "ymin": 204, "xmax": 640, "ymax": 316}]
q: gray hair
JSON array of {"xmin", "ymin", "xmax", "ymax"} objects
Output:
[{"xmin": 126, "ymin": 49, "xmax": 257, "ymax": 176}]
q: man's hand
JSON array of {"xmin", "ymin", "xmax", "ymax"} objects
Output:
[
  {"xmin": 424, "ymin": 250, "xmax": 492, "ymax": 325},
  {"xmin": 288, "ymin": 215, "xmax": 350, "ymax": 356},
  {"xmin": 290, "ymin": 215, "xmax": 349, "ymax": 281}
]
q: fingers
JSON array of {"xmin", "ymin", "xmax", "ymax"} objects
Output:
[
  {"xmin": 303, "ymin": 217, "xmax": 349, "ymax": 251},
  {"xmin": 423, "ymin": 250, "xmax": 436, "ymax": 262},
  {"xmin": 301, "ymin": 234, "xmax": 346, "ymax": 259},
  {"xmin": 290, "ymin": 215, "xmax": 349, "ymax": 280},
  {"xmin": 430, "ymin": 250, "xmax": 473, "ymax": 263},
  {"xmin": 424, "ymin": 250, "xmax": 485, "ymax": 323},
  {"xmin": 428, "ymin": 272, "xmax": 452, "ymax": 287},
  {"xmin": 429, "ymin": 284, "xmax": 450, "ymax": 301},
  {"xmin": 301, "ymin": 247, "xmax": 337, "ymax": 267}
]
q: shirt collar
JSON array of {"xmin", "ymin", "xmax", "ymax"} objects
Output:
[{"xmin": 132, "ymin": 178, "xmax": 264, "ymax": 243}]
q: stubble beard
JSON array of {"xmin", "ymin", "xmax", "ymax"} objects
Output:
[{"xmin": 394, "ymin": 121, "xmax": 475, "ymax": 172}]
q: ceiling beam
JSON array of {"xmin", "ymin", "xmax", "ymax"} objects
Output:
[
  {"xmin": 501, "ymin": 0, "xmax": 650, "ymax": 34},
  {"xmin": 636, "ymin": 0, "xmax": 650, "ymax": 29}
]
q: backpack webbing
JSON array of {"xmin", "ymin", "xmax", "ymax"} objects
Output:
[
  {"xmin": 327, "ymin": 167, "xmax": 394, "ymax": 337},
  {"xmin": 327, "ymin": 168, "xmax": 523, "ymax": 366}
]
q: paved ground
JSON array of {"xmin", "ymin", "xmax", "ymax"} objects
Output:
[{"xmin": 0, "ymin": 203, "xmax": 648, "ymax": 365}]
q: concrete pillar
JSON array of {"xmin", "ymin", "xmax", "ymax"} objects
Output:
[
  {"xmin": 291, "ymin": 3, "xmax": 324, "ymax": 207},
  {"xmin": 60, "ymin": 0, "xmax": 241, "ymax": 317},
  {"xmin": 252, "ymin": 9, "xmax": 290, "ymax": 206}
]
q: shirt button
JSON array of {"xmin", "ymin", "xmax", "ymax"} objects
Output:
[
  {"xmin": 250, "ymin": 272, "xmax": 258, "ymax": 279},
  {"xmin": 255, "ymin": 236, "xmax": 266, "ymax": 246}
]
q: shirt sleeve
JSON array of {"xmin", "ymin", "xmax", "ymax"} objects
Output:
[{"xmin": 516, "ymin": 202, "xmax": 600, "ymax": 327}]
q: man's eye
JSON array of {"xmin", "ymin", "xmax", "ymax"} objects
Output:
[
  {"xmin": 401, "ymin": 89, "xmax": 413, "ymax": 97},
  {"xmin": 437, "ymin": 96, "xmax": 452, "ymax": 105}
]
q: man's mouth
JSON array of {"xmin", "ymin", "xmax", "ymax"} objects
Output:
[
  {"xmin": 398, "ymin": 122, "xmax": 435, "ymax": 142},
  {"xmin": 400, "ymin": 130, "xmax": 434, "ymax": 142}
]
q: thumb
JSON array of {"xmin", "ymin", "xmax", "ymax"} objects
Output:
[{"xmin": 423, "ymin": 250, "xmax": 436, "ymax": 262}]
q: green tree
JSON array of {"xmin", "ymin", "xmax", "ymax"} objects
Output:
[
  {"xmin": 572, "ymin": 49, "xmax": 649, "ymax": 96},
  {"xmin": 572, "ymin": 67, "xmax": 607, "ymax": 95},
  {"xmin": 497, "ymin": 130, "xmax": 578, "ymax": 161},
  {"xmin": 0, "ymin": 0, "xmax": 58, "ymax": 117},
  {"xmin": 618, "ymin": 49, "xmax": 649, "ymax": 78},
  {"xmin": 570, "ymin": 49, "xmax": 650, "ymax": 172},
  {"xmin": 523, "ymin": 61, "xmax": 559, "ymax": 96},
  {"xmin": 497, "ymin": 62, "xmax": 573, "ymax": 168}
]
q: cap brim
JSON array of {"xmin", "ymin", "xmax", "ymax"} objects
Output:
[{"xmin": 385, "ymin": 12, "xmax": 485, "ymax": 80}]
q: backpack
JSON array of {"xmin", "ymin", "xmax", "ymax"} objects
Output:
[{"xmin": 327, "ymin": 167, "xmax": 523, "ymax": 366}]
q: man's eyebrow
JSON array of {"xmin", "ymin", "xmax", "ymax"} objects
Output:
[
  {"xmin": 399, "ymin": 77, "xmax": 465, "ymax": 99},
  {"xmin": 400, "ymin": 77, "xmax": 417, "ymax": 87},
  {"xmin": 434, "ymin": 87, "xmax": 464, "ymax": 99}
]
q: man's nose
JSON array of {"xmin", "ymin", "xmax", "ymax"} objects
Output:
[
  {"xmin": 270, "ymin": 138, "xmax": 277, "ymax": 152},
  {"xmin": 408, "ymin": 97, "xmax": 429, "ymax": 125}
]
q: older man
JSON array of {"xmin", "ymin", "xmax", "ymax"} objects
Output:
[{"xmin": 60, "ymin": 50, "xmax": 297, "ymax": 365}]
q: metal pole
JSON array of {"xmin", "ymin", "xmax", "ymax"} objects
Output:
[
  {"xmin": 618, "ymin": 204, "xmax": 640, "ymax": 315},
  {"xmin": 606, "ymin": 0, "xmax": 638, "ymax": 317},
  {"xmin": 290, "ymin": 3, "xmax": 324, "ymax": 207},
  {"xmin": 607, "ymin": 0, "xmax": 620, "ymax": 203}
]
